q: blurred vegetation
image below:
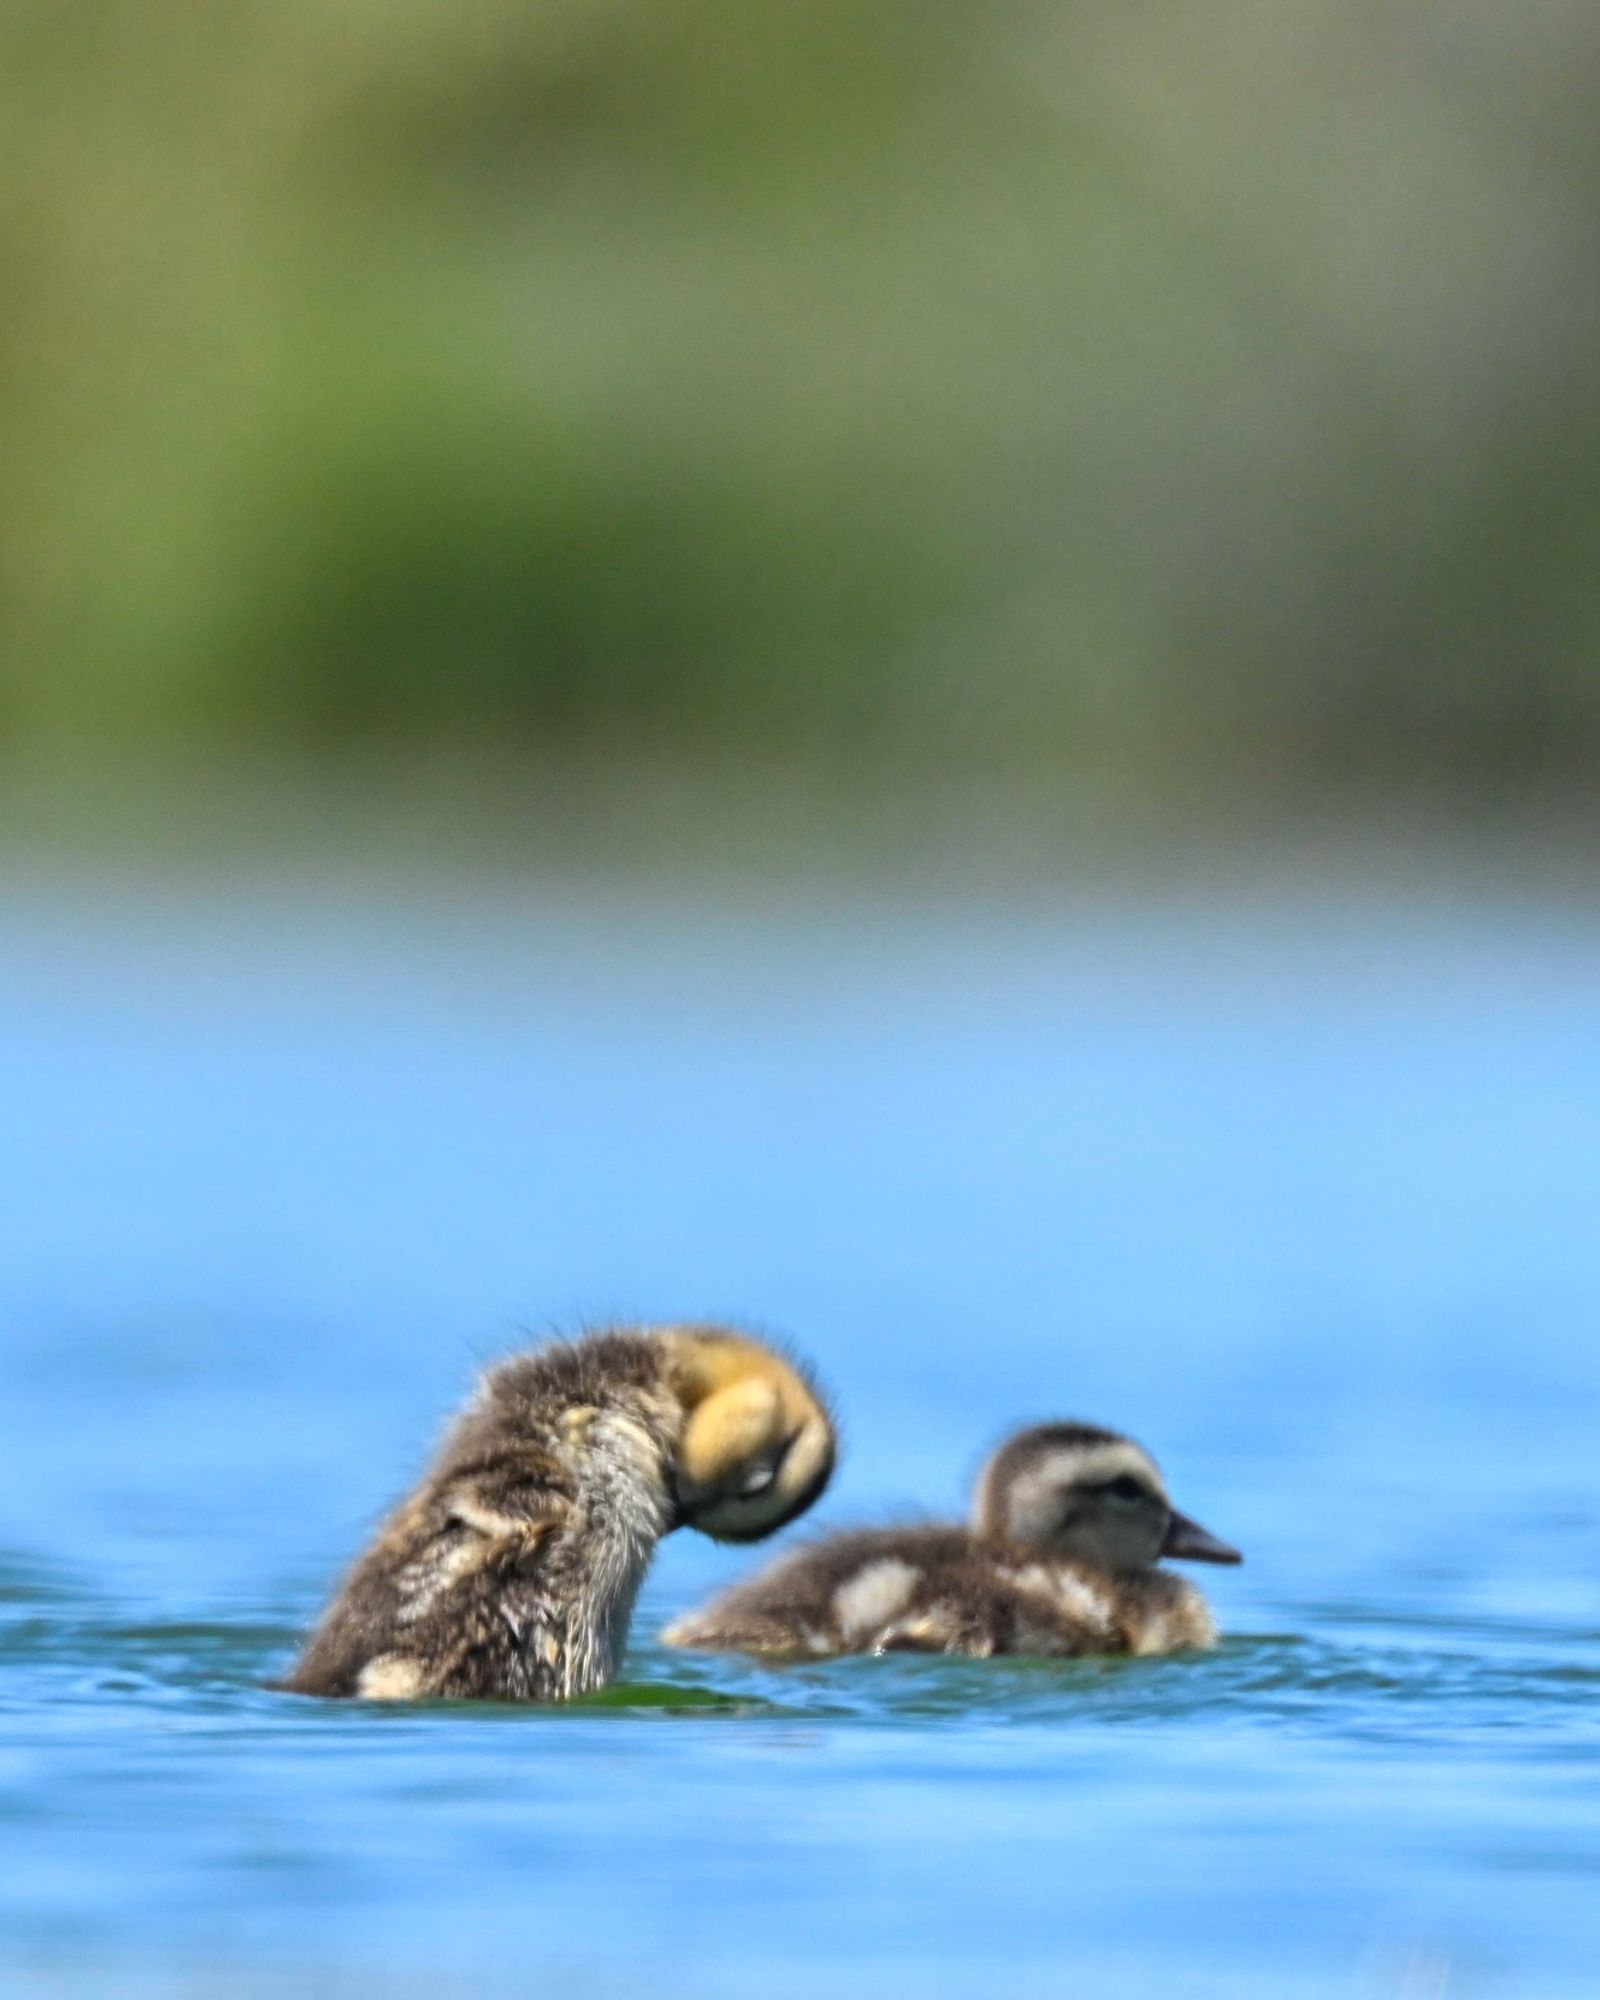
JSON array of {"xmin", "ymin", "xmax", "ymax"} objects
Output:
[{"xmin": 4, "ymin": 0, "xmax": 1600, "ymax": 820}]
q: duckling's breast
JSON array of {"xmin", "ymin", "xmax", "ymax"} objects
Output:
[
  {"xmin": 1111, "ymin": 1568, "xmax": 1218, "ymax": 1655},
  {"xmin": 991, "ymin": 1560, "xmax": 1120, "ymax": 1651}
]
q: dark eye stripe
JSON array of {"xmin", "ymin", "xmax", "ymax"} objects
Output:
[{"xmin": 1085, "ymin": 1473, "xmax": 1150, "ymax": 1502}]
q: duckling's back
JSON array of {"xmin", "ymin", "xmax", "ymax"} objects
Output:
[
  {"xmin": 664, "ymin": 1524, "xmax": 1216, "ymax": 1660},
  {"xmin": 663, "ymin": 1526, "xmax": 966, "ymax": 1657}
]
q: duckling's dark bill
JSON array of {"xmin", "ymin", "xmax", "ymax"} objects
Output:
[{"xmin": 1160, "ymin": 1509, "xmax": 1242, "ymax": 1565}]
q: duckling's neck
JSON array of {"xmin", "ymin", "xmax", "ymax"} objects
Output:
[
  {"xmin": 440, "ymin": 1338, "xmax": 689, "ymax": 1700},
  {"xmin": 550, "ymin": 1405, "xmax": 677, "ymax": 1696}
]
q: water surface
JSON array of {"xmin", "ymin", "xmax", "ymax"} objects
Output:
[{"xmin": 3, "ymin": 871, "xmax": 1597, "ymax": 1996}]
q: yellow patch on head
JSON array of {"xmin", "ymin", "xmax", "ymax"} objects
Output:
[
  {"xmin": 661, "ymin": 1327, "xmax": 835, "ymax": 1543},
  {"xmin": 677, "ymin": 1374, "xmax": 782, "ymax": 1489}
]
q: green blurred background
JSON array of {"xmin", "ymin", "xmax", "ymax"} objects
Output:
[{"xmin": 5, "ymin": 0, "xmax": 1599, "ymax": 850}]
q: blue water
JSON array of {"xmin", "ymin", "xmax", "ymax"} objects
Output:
[{"xmin": 3, "ymin": 867, "xmax": 1598, "ymax": 1997}]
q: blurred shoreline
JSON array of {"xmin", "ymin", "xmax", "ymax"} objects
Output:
[
  {"xmin": 8, "ymin": 4, "xmax": 1600, "ymax": 865},
  {"xmin": 4, "ymin": 745, "xmax": 1599, "ymax": 905}
]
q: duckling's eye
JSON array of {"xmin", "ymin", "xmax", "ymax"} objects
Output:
[
  {"xmin": 738, "ymin": 1458, "xmax": 778, "ymax": 1497},
  {"xmin": 1101, "ymin": 1475, "xmax": 1148, "ymax": 1503}
]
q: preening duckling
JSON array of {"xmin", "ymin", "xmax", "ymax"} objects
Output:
[
  {"xmin": 279, "ymin": 1324, "xmax": 834, "ymax": 1701},
  {"xmin": 663, "ymin": 1420, "xmax": 1239, "ymax": 1660}
]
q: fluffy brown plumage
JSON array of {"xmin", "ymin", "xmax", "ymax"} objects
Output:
[
  {"xmin": 278, "ymin": 1324, "xmax": 834, "ymax": 1702},
  {"xmin": 663, "ymin": 1420, "xmax": 1239, "ymax": 1661}
]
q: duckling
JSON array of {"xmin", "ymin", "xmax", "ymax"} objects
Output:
[
  {"xmin": 278, "ymin": 1323, "xmax": 834, "ymax": 1701},
  {"xmin": 662, "ymin": 1420, "xmax": 1239, "ymax": 1660}
]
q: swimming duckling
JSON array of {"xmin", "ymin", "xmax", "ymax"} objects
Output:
[
  {"xmin": 279, "ymin": 1324, "xmax": 834, "ymax": 1701},
  {"xmin": 663, "ymin": 1420, "xmax": 1239, "ymax": 1660}
]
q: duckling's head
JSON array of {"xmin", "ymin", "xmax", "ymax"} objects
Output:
[
  {"xmin": 973, "ymin": 1422, "xmax": 1241, "ymax": 1575},
  {"xmin": 662, "ymin": 1327, "xmax": 836, "ymax": 1542}
]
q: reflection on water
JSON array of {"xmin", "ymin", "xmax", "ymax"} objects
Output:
[{"xmin": 2, "ymin": 869, "xmax": 1598, "ymax": 1998}]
